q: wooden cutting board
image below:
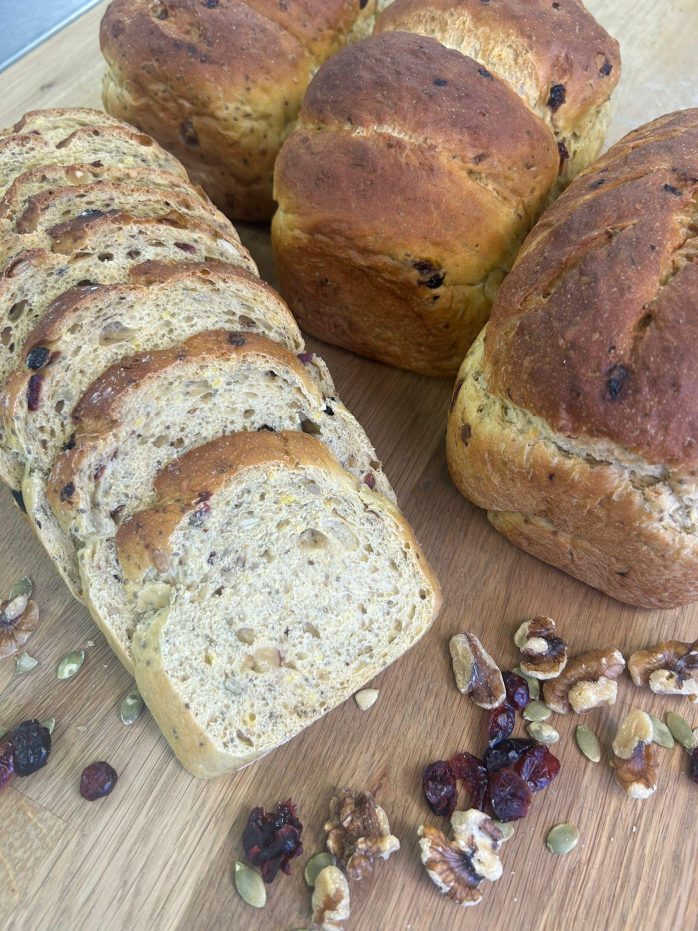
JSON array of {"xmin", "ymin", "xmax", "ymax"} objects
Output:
[{"xmin": 0, "ymin": 3, "xmax": 696, "ymax": 929}]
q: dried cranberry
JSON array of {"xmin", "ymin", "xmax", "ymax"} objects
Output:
[
  {"xmin": 297, "ymin": 352, "xmax": 314, "ymax": 364},
  {"xmin": 487, "ymin": 702, "xmax": 516, "ymax": 746},
  {"xmin": 26, "ymin": 373, "xmax": 43, "ymax": 411},
  {"xmin": 11, "ymin": 720, "xmax": 51, "ymax": 776},
  {"xmin": 242, "ymin": 799, "xmax": 303, "ymax": 883},
  {"xmin": 488, "ymin": 768, "xmax": 533, "ymax": 822},
  {"xmin": 690, "ymin": 747, "xmax": 698, "ymax": 784},
  {"xmin": 449, "ymin": 752, "xmax": 488, "ymax": 811},
  {"xmin": 362, "ymin": 473, "xmax": 376, "ymax": 489},
  {"xmin": 0, "ymin": 739, "xmax": 14, "ymax": 790},
  {"xmin": 484, "ymin": 738, "xmax": 536, "ymax": 774},
  {"xmin": 80, "ymin": 761, "xmax": 118, "ymax": 800},
  {"xmin": 423, "ymin": 760, "xmax": 457, "ymax": 817},
  {"xmin": 547, "ymin": 83, "xmax": 566, "ymax": 112},
  {"xmin": 513, "ymin": 745, "xmax": 561, "ymax": 793},
  {"xmin": 502, "ymin": 671, "xmax": 529, "ymax": 711}
]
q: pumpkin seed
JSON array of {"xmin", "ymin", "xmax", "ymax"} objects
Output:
[
  {"xmin": 8, "ymin": 577, "xmax": 32, "ymax": 601},
  {"xmin": 666, "ymin": 711, "xmax": 696, "ymax": 751},
  {"xmin": 56, "ymin": 649, "xmax": 85, "ymax": 680},
  {"xmin": 523, "ymin": 700, "xmax": 551, "ymax": 722},
  {"xmin": 40, "ymin": 718, "xmax": 56, "ymax": 734},
  {"xmin": 15, "ymin": 651, "xmax": 39, "ymax": 675},
  {"xmin": 492, "ymin": 820, "xmax": 515, "ymax": 842},
  {"xmin": 304, "ymin": 851, "xmax": 336, "ymax": 887},
  {"xmin": 514, "ymin": 666, "xmax": 540, "ymax": 700},
  {"xmin": 354, "ymin": 689, "xmax": 379, "ymax": 711},
  {"xmin": 575, "ymin": 725, "xmax": 601, "ymax": 763},
  {"xmin": 233, "ymin": 861, "xmax": 266, "ymax": 909},
  {"xmin": 546, "ymin": 823, "xmax": 579, "ymax": 855},
  {"xmin": 120, "ymin": 688, "xmax": 144, "ymax": 725},
  {"xmin": 527, "ymin": 721, "xmax": 559, "ymax": 744},
  {"xmin": 649, "ymin": 714, "xmax": 674, "ymax": 749},
  {"xmin": 0, "ymin": 726, "xmax": 7, "ymax": 740}
]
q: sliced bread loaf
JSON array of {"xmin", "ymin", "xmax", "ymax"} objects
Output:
[
  {"xmin": 0, "ymin": 107, "xmax": 125, "ymax": 139},
  {"xmin": 44, "ymin": 331, "xmax": 391, "ymax": 665},
  {"xmin": 116, "ymin": 430, "xmax": 440, "ymax": 776}
]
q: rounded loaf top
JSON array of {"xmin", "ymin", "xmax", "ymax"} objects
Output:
[{"xmin": 485, "ymin": 108, "xmax": 698, "ymax": 472}]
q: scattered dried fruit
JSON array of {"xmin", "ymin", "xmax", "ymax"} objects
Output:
[
  {"xmin": 526, "ymin": 722, "xmax": 559, "ymax": 744},
  {"xmin": 304, "ymin": 851, "xmax": 336, "ymax": 887},
  {"xmin": 311, "ymin": 865, "xmax": 350, "ymax": 929},
  {"xmin": 11, "ymin": 719, "xmax": 51, "ymax": 776},
  {"xmin": 234, "ymin": 861, "xmax": 266, "ymax": 909},
  {"xmin": 488, "ymin": 769, "xmax": 532, "ymax": 822},
  {"xmin": 513, "ymin": 666, "xmax": 540, "ymax": 700},
  {"xmin": 543, "ymin": 648, "xmax": 625, "ymax": 714},
  {"xmin": 546, "ymin": 823, "xmax": 579, "ymax": 855},
  {"xmin": 487, "ymin": 703, "xmax": 515, "ymax": 746},
  {"xmin": 514, "ymin": 617, "xmax": 568, "ymax": 680},
  {"xmin": 649, "ymin": 714, "xmax": 674, "ymax": 749},
  {"xmin": 502, "ymin": 671, "xmax": 530, "ymax": 710},
  {"xmin": 324, "ymin": 787, "xmax": 399, "ymax": 880},
  {"xmin": 610, "ymin": 710, "xmax": 658, "ymax": 799},
  {"xmin": 423, "ymin": 760, "xmax": 457, "ymax": 817},
  {"xmin": 0, "ymin": 739, "xmax": 14, "ymax": 789},
  {"xmin": 449, "ymin": 753, "xmax": 488, "ymax": 811},
  {"xmin": 354, "ymin": 688, "xmax": 379, "ymax": 711},
  {"xmin": 690, "ymin": 747, "xmax": 698, "ymax": 784},
  {"xmin": 666, "ymin": 712, "xmax": 697, "ymax": 751},
  {"xmin": 242, "ymin": 799, "xmax": 303, "ymax": 883},
  {"xmin": 512, "ymin": 745, "xmax": 561, "ymax": 792},
  {"xmin": 450, "ymin": 633, "xmax": 505, "ymax": 709},
  {"xmin": 575, "ymin": 725, "xmax": 601, "ymax": 763},
  {"xmin": 484, "ymin": 738, "xmax": 536, "ymax": 774},
  {"xmin": 0, "ymin": 594, "xmax": 39, "ymax": 658},
  {"xmin": 523, "ymin": 701, "xmax": 551, "ymax": 722},
  {"xmin": 15, "ymin": 651, "xmax": 39, "ymax": 674},
  {"xmin": 119, "ymin": 688, "xmax": 144, "ymax": 725},
  {"xmin": 56, "ymin": 649, "xmax": 85, "ymax": 680},
  {"xmin": 80, "ymin": 761, "xmax": 118, "ymax": 800},
  {"xmin": 628, "ymin": 640, "xmax": 698, "ymax": 701}
]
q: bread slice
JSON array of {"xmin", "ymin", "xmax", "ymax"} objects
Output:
[
  {"xmin": 116, "ymin": 430, "xmax": 440, "ymax": 776},
  {"xmin": 43, "ymin": 331, "xmax": 391, "ymax": 665},
  {"xmin": 0, "ymin": 107, "xmax": 125, "ymax": 139},
  {"xmin": 0, "ymin": 124, "xmax": 189, "ymax": 197}
]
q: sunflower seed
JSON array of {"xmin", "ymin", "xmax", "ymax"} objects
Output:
[
  {"xmin": 120, "ymin": 688, "xmax": 144, "ymax": 725},
  {"xmin": 513, "ymin": 666, "xmax": 540, "ymax": 700},
  {"xmin": 649, "ymin": 714, "xmax": 674, "ymax": 749},
  {"xmin": 575, "ymin": 725, "xmax": 601, "ymax": 763},
  {"xmin": 40, "ymin": 718, "xmax": 56, "ymax": 734},
  {"xmin": 8, "ymin": 577, "xmax": 32, "ymax": 601},
  {"xmin": 304, "ymin": 851, "xmax": 337, "ymax": 887},
  {"xmin": 492, "ymin": 820, "xmax": 515, "ymax": 841},
  {"xmin": 527, "ymin": 721, "xmax": 559, "ymax": 744},
  {"xmin": 15, "ymin": 651, "xmax": 39, "ymax": 675},
  {"xmin": 354, "ymin": 688, "xmax": 379, "ymax": 711},
  {"xmin": 233, "ymin": 861, "xmax": 266, "ymax": 909},
  {"xmin": 523, "ymin": 700, "xmax": 551, "ymax": 722},
  {"xmin": 546, "ymin": 823, "xmax": 579, "ymax": 855},
  {"xmin": 666, "ymin": 712, "xmax": 696, "ymax": 751},
  {"xmin": 56, "ymin": 649, "xmax": 85, "ymax": 679}
]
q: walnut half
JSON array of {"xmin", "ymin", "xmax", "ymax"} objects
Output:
[
  {"xmin": 324, "ymin": 788, "xmax": 399, "ymax": 881},
  {"xmin": 610, "ymin": 709, "xmax": 658, "ymax": 799},
  {"xmin": 543, "ymin": 647, "xmax": 625, "ymax": 713},
  {"xmin": 628, "ymin": 640, "xmax": 697, "ymax": 702},
  {"xmin": 312, "ymin": 865, "xmax": 350, "ymax": 930},
  {"xmin": 450, "ymin": 633, "xmax": 505, "ymax": 709},
  {"xmin": 514, "ymin": 616, "xmax": 568, "ymax": 680},
  {"xmin": 418, "ymin": 810, "xmax": 504, "ymax": 908}
]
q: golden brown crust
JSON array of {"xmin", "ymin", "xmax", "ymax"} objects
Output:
[
  {"xmin": 273, "ymin": 31, "xmax": 558, "ymax": 376},
  {"xmin": 1, "ymin": 107, "xmax": 123, "ymax": 136},
  {"xmin": 486, "ymin": 108, "xmax": 698, "ymax": 471}
]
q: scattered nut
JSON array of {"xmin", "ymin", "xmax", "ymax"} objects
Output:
[
  {"xmin": 324, "ymin": 788, "xmax": 399, "ymax": 880},
  {"xmin": 15, "ymin": 651, "xmax": 39, "ymax": 675},
  {"xmin": 546, "ymin": 823, "xmax": 580, "ymax": 855},
  {"xmin": 575, "ymin": 725, "xmax": 601, "ymax": 763},
  {"xmin": 418, "ymin": 810, "xmax": 503, "ymax": 907},
  {"xmin": 491, "ymin": 821, "xmax": 515, "ymax": 842},
  {"xmin": 0, "ymin": 595, "xmax": 39, "ymax": 658},
  {"xmin": 513, "ymin": 666, "xmax": 540, "ymax": 700},
  {"xmin": 354, "ymin": 689, "xmax": 379, "ymax": 711},
  {"xmin": 311, "ymin": 865, "xmax": 350, "ymax": 930},
  {"xmin": 120, "ymin": 688, "xmax": 144, "ymax": 726},
  {"xmin": 543, "ymin": 648, "xmax": 625, "ymax": 714},
  {"xmin": 666, "ymin": 712, "xmax": 697, "ymax": 751},
  {"xmin": 233, "ymin": 861, "xmax": 266, "ymax": 909},
  {"xmin": 522, "ymin": 701, "xmax": 551, "ymax": 722},
  {"xmin": 628, "ymin": 640, "xmax": 698, "ymax": 701},
  {"xmin": 610, "ymin": 709, "xmax": 658, "ymax": 799},
  {"xmin": 648, "ymin": 714, "xmax": 674, "ymax": 749},
  {"xmin": 514, "ymin": 617, "xmax": 568, "ymax": 680},
  {"xmin": 304, "ymin": 851, "xmax": 336, "ymax": 887},
  {"xmin": 56, "ymin": 649, "xmax": 85, "ymax": 679},
  {"xmin": 450, "ymin": 633, "xmax": 505, "ymax": 709},
  {"xmin": 526, "ymin": 722, "xmax": 559, "ymax": 744}
]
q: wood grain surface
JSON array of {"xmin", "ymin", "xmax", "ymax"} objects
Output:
[{"xmin": 0, "ymin": 2, "xmax": 696, "ymax": 929}]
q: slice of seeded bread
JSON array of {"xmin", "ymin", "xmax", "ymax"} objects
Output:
[
  {"xmin": 44, "ymin": 332, "xmax": 391, "ymax": 667},
  {"xmin": 116, "ymin": 430, "xmax": 440, "ymax": 777},
  {"xmin": 0, "ymin": 107, "xmax": 125, "ymax": 139}
]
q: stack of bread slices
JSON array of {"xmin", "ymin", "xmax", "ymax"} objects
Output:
[{"xmin": 0, "ymin": 108, "xmax": 441, "ymax": 777}]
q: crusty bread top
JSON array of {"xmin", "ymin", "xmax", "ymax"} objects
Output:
[
  {"xmin": 377, "ymin": 0, "xmax": 620, "ymax": 138},
  {"xmin": 485, "ymin": 108, "xmax": 698, "ymax": 472}
]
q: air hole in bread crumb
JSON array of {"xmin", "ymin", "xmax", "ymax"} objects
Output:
[
  {"xmin": 8, "ymin": 301, "xmax": 27, "ymax": 322},
  {"xmin": 299, "ymin": 529, "xmax": 328, "ymax": 549},
  {"xmin": 97, "ymin": 252, "xmax": 114, "ymax": 262},
  {"xmin": 305, "ymin": 623, "xmax": 321, "ymax": 639}
]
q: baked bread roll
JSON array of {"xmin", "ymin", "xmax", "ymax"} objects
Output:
[
  {"xmin": 272, "ymin": 31, "xmax": 559, "ymax": 376},
  {"xmin": 377, "ymin": 0, "xmax": 621, "ymax": 185},
  {"xmin": 447, "ymin": 109, "xmax": 698, "ymax": 609},
  {"xmin": 100, "ymin": 0, "xmax": 384, "ymax": 221},
  {"xmin": 117, "ymin": 431, "xmax": 439, "ymax": 776},
  {"xmin": 47, "ymin": 332, "xmax": 392, "ymax": 669}
]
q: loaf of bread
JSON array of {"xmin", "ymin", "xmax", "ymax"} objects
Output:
[
  {"xmin": 377, "ymin": 0, "xmax": 621, "ymax": 185},
  {"xmin": 273, "ymin": 31, "xmax": 559, "ymax": 376},
  {"xmin": 116, "ymin": 430, "xmax": 439, "ymax": 776},
  {"xmin": 100, "ymin": 0, "xmax": 386, "ymax": 220},
  {"xmin": 447, "ymin": 108, "xmax": 698, "ymax": 609}
]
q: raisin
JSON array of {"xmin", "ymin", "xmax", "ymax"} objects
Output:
[
  {"xmin": 606, "ymin": 363, "xmax": 630, "ymax": 401},
  {"xmin": 297, "ymin": 352, "xmax": 314, "ymax": 364},
  {"xmin": 449, "ymin": 752, "xmax": 488, "ymax": 811},
  {"xmin": 26, "ymin": 373, "xmax": 43, "ymax": 411},
  {"xmin": 362, "ymin": 473, "xmax": 376, "ymax": 489},
  {"xmin": 60, "ymin": 482, "xmax": 75, "ymax": 502},
  {"xmin": 80, "ymin": 761, "xmax": 118, "ymax": 800},
  {"xmin": 484, "ymin": 738, "xmax": 536, "ymax": 773},
  {"xmin": 689, "ymin": 747, "xmax": 698, "ymax": 784},
  {"xmin": 26, "ymin": 347, "xmax": 50, "ymax": 370},
  {"xmin": 11, "ymin": 720, "xmax": 51, "ymax": 776},
  {"xmin": 242, "ymin": 799, "xmax": 303, "ymax": 883},
  {"xmin": 558, "ymin": 140, "xmax": 570, "ymax": 171},
  {"xmin": 414, "ymin": 260, "xmax": 445, "ymax": 289},
  {"xmin": 662, "ymin": 183, "xmax": 682, "ymax": 196},
  {"xmin": 599, "ymin": 58, "xmax": 613, "ymax": 76},
  {"xmin": 488, "ymin": 703, "xmax": 516, "ymax": 746},
  {"xmin": 477, "ymin": 67, "xmax": 493, "ymax": 80},
  {"xmin": 0, "ymin": 739, "xmax": 14, "ymax": 790},
  {"xmin": 502, "ymin": 671, "xmax": 529, "ymax": 711},
  {"xmin": 547, "ymin": 83, "xmax": 566, "ymax": 112},
  {"xmin": 180, "ymin": 120, "xmax": 199, "ymax": 146},
  {"xmin": 11, "ymin": 489, "xmax": 26, "ymax": 513},
  {"xmin": 228, "ymin": 333, "xmax": 246, "ymax": 346},
  {"xmin": 513, "ymin": 745, "xmax": 561, "ymax": 792},
  {"xmin": 488, "ymin": 768, "xmax": 533, "ymax": 821},
  {"xmin": 434, "ymin": 78, "xmax": 448, "ymax": 87},
  {"xmin": 422, "ymin": 760, "xmax": 457, "ymax": 817}
]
